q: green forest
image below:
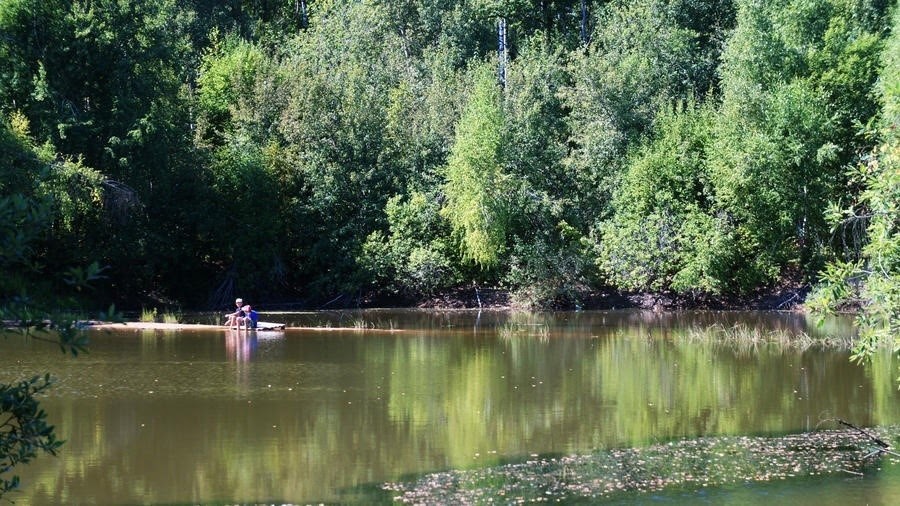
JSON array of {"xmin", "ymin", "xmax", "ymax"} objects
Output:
[{"xmin": 0, "ymin": 1, "xmax": 897, "ymax": 326}]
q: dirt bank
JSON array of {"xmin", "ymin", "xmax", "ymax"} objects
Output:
[{"xmin": 358, "ymin": 284, "xmax": 811, "ymax": 312}]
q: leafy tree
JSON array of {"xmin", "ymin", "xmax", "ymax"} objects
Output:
[
  {"xmin": 255, "ymin": 1, "xmax": 413, "ymax": 298},
  {"xmin": 0, "ymin": 0, "xmax": 194, "ymax": 174},
  {"xmin": 0, "ymin": 111, "xmax": 110, "ymax": 305},
  {"xmin": 501, "ymin": 42, "xmax": 571, "ymax": 220},
  {"xmin": 442, "ymin": 61, "xmax": 510, "ymax": 270},
  {"xmin": 0, "ymin": 0, "xmax": 213, "ymax": 305},
  {"xmin": 376, "ymin": 0, "xmax": 478, "ymax": 60},
  {"xmin": 505, "ymin": 220, "xmax": 591, "ymax": 307},
  {"xmin": 205, "ymin": 136, "xmax": 284, "ymax": 292},
  {"xmin": 472, "ymin": 0, "xmax": 592, "ymax": 50},
  {"xmin": 711, "ymin": 79, "xmax": 838, "ymax": 288},
  {"xmin": 563, "ymin": 0, "xmax": 729, "ymax": 223},
  {"xmin": 710, "ymin": 0, "xmax": 889, "ymax": 289},
  {"xmin": 596, "ymin": 101, "xmax": 730, "ymax": 293},
  {"xmin": 0, "ymin": 116, "xmax": 52, "ymax": 297},
  {"xmin": 382, "ymin": 44, "xmax": 469, "ymax": 195},
  {"xmin": 192, "ymin": 35, "xmax": 290, "ymax": 300},
  {"xmin": 357, "ymin": 36, "xmax": 472, "ymax": 298},
  {"xmin": 501, "ymin": 42, "xmax": 589, "ymax": 306},
  {"xmin": 360, "ymin": 192, "xmax": 462, "ymax": 296},
  {"xmin": 808, "ymin": 3, "xmax": 900, "ymax": 366},
  {"xmin": 196, "ymin": 33, "xmax": 267, "ymax": 144},
  {"xmin": 669, "ymin": 0, "xmax": 737, "ymax": 95}
]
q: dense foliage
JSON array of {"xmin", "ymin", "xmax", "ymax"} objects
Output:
[
  {"xmin": 0, "ymin": 0, "xmax": 896, "ymax": 312},
  {"xmin": 808, "ymin": 3, "xmax": 900, "ymax": 364}
]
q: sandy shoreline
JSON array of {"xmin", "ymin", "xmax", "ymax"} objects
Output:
[{"xmin": 85, "ymin": 321, "xmax": 404, "ymax": 332}]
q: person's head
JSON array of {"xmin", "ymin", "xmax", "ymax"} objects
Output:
[
  {"xmin": 235, "ymin": 298, "xmax": 243, "ymax": 307},
  {"xmin": 242, "ymin": 305, "xmax": 251, "ymax": 312}
]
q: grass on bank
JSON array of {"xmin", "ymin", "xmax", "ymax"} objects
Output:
[{"xmin": 139, "ymin": 307, "xmax": 181, "ymax": 324}]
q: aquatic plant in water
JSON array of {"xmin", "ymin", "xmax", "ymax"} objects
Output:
[
  {"xmin": 685, "ymin": 323, "xmax": 852, "ymax": 350},
  {"xmin": 384, "ymin": 426, "xmax": 900, "ymax": 504}
]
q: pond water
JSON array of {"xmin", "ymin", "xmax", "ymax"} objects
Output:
[{"xmin": 1, "ymin": 309, "xmax": 899, "ymax": 504}]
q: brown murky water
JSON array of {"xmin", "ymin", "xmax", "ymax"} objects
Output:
[{"xmin": 1, "ymin": 309, "xmax": 898, "ymax": 504}]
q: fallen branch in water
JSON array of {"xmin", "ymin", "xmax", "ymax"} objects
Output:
[
  {"xmin": 838, "ymin": 419, "xmax": 900, "ymax": 458},
  {"xmin": 838, "ymin": 419, "xmax": 888, "ymax": 447}
]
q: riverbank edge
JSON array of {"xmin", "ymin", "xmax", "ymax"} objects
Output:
[
  {"xmin": 79, "ymin": 321, "xmax": 407, "ymax": 331},
  {"xmin": 2, "ymin": 284, "xmax": 817, "ymax": 326},
  {"xmin": 356, "ymin": 283, "xmax": 813, "ymax": 312}
]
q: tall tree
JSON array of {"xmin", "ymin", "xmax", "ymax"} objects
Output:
[
  {"xmin": 564, "ymin": 0, "xmax": 729, "ymax": 226},
  {"xmin": 261, "ymin": 1, "xmax": 412, "ymax": 297},
  {"xmin": 501, "ymin": 42, "xmax": 588, "ymax": 306},
  {"xmin": 442, "ymin": 62, "xmax": 509, "ymax": 269},
  {"xmin": 809, "ymin": 3, "xmax": 900, "ymax": 364},
  {"xmin": 597, "ymin": 101, "xmax": 727, "ymax": 293},
  {"xmin": 710, "ymin": 0, "xmax": 888, "ymax": 288},
  {"xmin": 0, "ymin": 0, "xmax": 209, "ymax": 303}
]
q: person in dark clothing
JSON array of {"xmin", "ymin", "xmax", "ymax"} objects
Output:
[{"xmin": 239, "ymin": 305, "xmax": 258, "ymax": 330}]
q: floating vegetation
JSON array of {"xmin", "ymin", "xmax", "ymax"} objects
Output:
[
  {"xmin": 685, "ymin": 323, "xmax": 853, "ymax": 350},
  {"xmin": 348, "ymin": 318, "xmax": 398, "ymax": 330},
  {"xmin": 383, "ymin": 426, "xmax": 900, "ymax": 504}
]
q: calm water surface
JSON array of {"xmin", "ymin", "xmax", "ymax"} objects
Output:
[{"xmin": 1, "ymin": 309, "xmax": 898, "ymax": 504}]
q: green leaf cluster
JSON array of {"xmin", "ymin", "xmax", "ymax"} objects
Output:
[
  {"xmin": 443, "ymin": 62, "xmax": 509, "ymax": 269},
  {"xmin": 808, "ymin": 2, "xmax": 900, "ymax": 366},
  {"xmin": 0, "ymin": 375, "xmax": 63, "ymax": 498}
]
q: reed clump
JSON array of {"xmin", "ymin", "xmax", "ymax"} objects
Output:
[
  {"xmin": 161, "ymin": 311, "xmax": 180, "ymax": 324},
  {"xmin": 139, "ymin": 307, "xmax": 157, "ymax": 323},
  {"xmin": 685, "ymin": 323, "xmax": 852, "ymax": 350},
  {"xmin": 498, "ymin": 323, "xmax": 550, "ymax": 341},
  {"xmin": 139, "ymin": 307, "xmax": 180, "ymax": 324}
]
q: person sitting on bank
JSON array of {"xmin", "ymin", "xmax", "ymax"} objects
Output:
[
  {"xmin": 224, "ymin": 298, "xmax": 245, "ymax": 328},
  {"xmin": 239, "ymin": 305, "xmax": 259, "ymax": 330}
]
